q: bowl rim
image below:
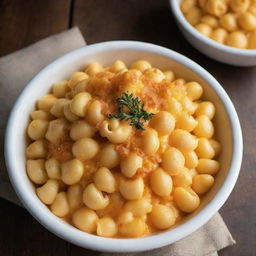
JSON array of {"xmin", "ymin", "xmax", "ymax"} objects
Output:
[
  {"xmin": 5, "ymin": 40, "xmax": 243, "ymax": 252},
  {"xmin": 170, "ymin": 0, "xmax": 256, "ymax": 56}
]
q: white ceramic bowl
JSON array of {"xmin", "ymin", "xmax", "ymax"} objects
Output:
[
  {"xmin": 170, "ymin": 0, "xmax": 256, "ymax": 66},
  {"xmin": 5, "ymin": 41, "xmax": 242, "ymax": 253}
]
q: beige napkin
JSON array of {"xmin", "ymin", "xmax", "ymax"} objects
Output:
[{"xmin": 0, "ymin": 27, "xmax": 235, "ymax": 255}]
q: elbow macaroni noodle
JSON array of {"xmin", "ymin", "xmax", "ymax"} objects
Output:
[
  {"xmin": 181, "ymin": 0, "xmax": 256, "ymax": 49},
  {"xmin": 26, "ymin": 60, "xmax": 221, "ymax": 238}
]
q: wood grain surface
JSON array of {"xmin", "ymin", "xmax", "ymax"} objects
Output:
[
  {"xmin": 0, "ymin": 0, "xmax": 255, "ymax": 255},
  {"xmin": 0, "ymin": 0, "xmax": 71, "ymax": 56}
]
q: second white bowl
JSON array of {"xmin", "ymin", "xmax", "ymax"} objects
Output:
[{"xmin": 170, "ymin": 0, "xmax": 256, "ymax": 66}]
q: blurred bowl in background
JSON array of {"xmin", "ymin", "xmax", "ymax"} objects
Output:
[{"xmin": 170, "ymin": 0, "xmax": 256, "ymax": 67}]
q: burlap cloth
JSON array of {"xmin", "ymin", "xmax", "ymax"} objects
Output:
[{"xmin": 0, "ymin": 27, "xmax": 235, "ymax": 256}]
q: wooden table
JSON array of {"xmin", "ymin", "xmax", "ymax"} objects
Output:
[{"xmin": 0, "ymin": 0, "xmax": 255, "ymax": 255}]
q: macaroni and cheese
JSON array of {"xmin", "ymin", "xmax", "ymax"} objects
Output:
[
  {"xmin": 181, "ymin": 0, "xmax": 256, "ymax": 49},
  {"xmin": 26, "ymin": 60, "xmax": 221, "ymax": 238}
]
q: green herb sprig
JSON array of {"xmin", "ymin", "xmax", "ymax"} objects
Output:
[{"xmin": 107, "ymin": 92, "xmax": 155, "ymax": 130}]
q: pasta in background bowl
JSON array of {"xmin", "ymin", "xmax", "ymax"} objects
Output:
[
  {"xmin": 5, "ymin": 41, "xmax": 242, "ymax": 252},
  {"xmin": 170, "ymin": 0, "xmax": 256, "ymax": 66}
]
